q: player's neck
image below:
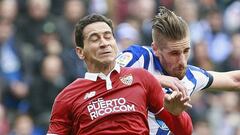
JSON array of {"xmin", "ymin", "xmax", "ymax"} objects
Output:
[{"xmin": 87, "ymin": 62, "xmax": 116, "ymax": 75}]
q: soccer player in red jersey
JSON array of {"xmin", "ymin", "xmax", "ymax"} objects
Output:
[{"xmin": 47, "ymin": 14, "xmax": 193, "ymax": 135}]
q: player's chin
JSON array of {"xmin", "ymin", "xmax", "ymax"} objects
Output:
[
  {"xmin": 174, "ymin": 71, "xmax": 185, "ymax": 79},
  {"xmin": 100, "ymin": 58, "xmax": 115, "ymax": 65}
]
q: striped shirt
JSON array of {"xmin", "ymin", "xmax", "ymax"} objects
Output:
[{"xmin": 116, "ymin": 45, "xmax": 213, "ymax": 135}]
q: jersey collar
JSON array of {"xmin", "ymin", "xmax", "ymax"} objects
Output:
[{"xmin": 84, "ymin": 63, "xmax": 121, "ymax": 81}]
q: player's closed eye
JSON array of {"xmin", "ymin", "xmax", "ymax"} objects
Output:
[
  {"xmin": 184, "ymin": 49, "xmax": 190, "ymax": 54},
  {"xmin": 170, "ymin": 51, "xmax": 180, "ymax": 56},
  {"xmin": 104, "ymin": 32, "xmax": 113, "ymax": 40},
  {"xmin": 90, "ymin": 35, "xmax": 99, "ymax": 42}
]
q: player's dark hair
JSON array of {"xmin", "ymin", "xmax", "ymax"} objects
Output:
[
  {"xmin": 152, "ymin": 6, "xmax": 189, "ymax": 47},
  {"xmin": 75, "ymin": 14, "xmax": 114, "ymax": 48}
]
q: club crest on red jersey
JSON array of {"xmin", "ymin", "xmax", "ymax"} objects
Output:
[{"xmin": 120, "ymin": 74, "xmax": 133, "ymax": 86}]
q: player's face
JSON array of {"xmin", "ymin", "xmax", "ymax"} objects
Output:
[
  {"xmin": 156, "ymin": 37, "xmax": 190, "ymax": 79},
  {"xmin": 77, "ymin": 22, "xmax": 118, "ymax": 67}
]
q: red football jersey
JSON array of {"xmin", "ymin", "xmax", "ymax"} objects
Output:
[{"xmin": 47, "ymin": 67, "xmax": 192, "ymax": 135}]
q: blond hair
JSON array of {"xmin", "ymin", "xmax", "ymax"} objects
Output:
[{"xmin": 152, "ymin": 6, "xmax": 189, "ymax": 47}]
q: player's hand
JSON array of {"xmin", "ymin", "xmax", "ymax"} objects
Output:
[
  {"xmin": 156, "ymin": 75, "xmax": 188, "ymax": 98},
  {"xmin": 164, "ymin": 91, "xmax": 192, "ymax": 116}
]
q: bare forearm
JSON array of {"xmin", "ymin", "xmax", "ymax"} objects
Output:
[
  {"xmin": 209, "ymin": 71, "xmax": 240, "ymax": 91},
  {"xmin": 227, "ymin": 71, "xmax": 240, "ymax": 90},
  {"xmin": 154, "ymin": 74, "xmax": 188, "ymax": 97}
]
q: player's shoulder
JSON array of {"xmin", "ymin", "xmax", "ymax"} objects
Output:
[
  {"xmin": 55, "ymin": 78, "xmax": 85, "ymax": 101},
  {"xmin": 121, "ymin": 44, "xmax": 152, "ymax": 57},
  {"xmin": 121, "ymin": 67, "xmax": 150, "ymax": 75},
  {"xmin": 187, "ymin": 65, "xmax": 207, "ymax": 72},
  {"xmin": 187, "ymin": 65, "xmax": 202, "ymax": 70},
  {"xmin": 116, "ymin": 44, "xmax": 152, "ymax": 67},
  {"xmin": 123, "ymin": 44, "xmax": 150, "ymax": 52},
  {"xmin": 187, "ymin": 65, "xmax": 210, "ymax": 77}
]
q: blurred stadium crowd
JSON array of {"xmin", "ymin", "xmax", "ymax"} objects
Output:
[{"xmin": 0, "ymin": 0, "xmax": 239, "ymax": 134}]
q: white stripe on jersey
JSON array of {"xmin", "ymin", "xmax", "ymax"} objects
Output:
[
  {"xmin": 181, "ymin": 76, "xmax": 196, "ymax": 96},
  {"xmin": 131, "ymin": 55, "xmax": 145, "ymax": 68}
]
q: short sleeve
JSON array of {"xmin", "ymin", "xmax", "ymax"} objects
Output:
[
  {"xmin": 48, "ymin": 100, "xmax": 73, "ymax": 135},
  {"xmin": 188, "ymin": 65, "xmax": 213, "ymax": 93}
]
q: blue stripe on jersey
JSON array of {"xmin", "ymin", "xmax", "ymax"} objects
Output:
[
  {"xmin": 155, "ymin": 119, "xmax": 170, "ymax": 135},
  {"xmin": 123, "ymin": 45, "xmax": 150, "ymax": 69},
  {"xmin": 189, "ymin": 66, "xmax": 213, "ymax": 89},
  {"xmin": 188, "ymin": 65, "xmax": 209, "ymax": 77},
  {"xmin": 188, "ymin": 65, "xmax": 213, "ymax": 90},
  {"xmin": 156, "ymin": 128, "xmax": 170, "ymax": 135},
  {"xmin": 156, "ymin": 129, "xmax": 170, "ymax": 135},
  {"xmin": 186, "ymin": 67, "xmax": 197, "ymax": 95},
  {"xmin": 150, "ymin": 49, "xmax": 163, "ymax": 72}
]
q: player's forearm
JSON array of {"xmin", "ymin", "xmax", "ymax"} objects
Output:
[
  {"xmin": 209, "ymin": 71, "xmax": 240, "ymax": 91},
  {"xmin": 227, "ymin": 71, "xmax": 240, "ymax": 90},
  {"xmin": 157, "ymin": 108, "xmax": 193, "ymax": 135}
]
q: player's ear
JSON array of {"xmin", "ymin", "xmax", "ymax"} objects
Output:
[
  {"xmin": 151, "ymin": 42, "xmax": 159, "ymax": 55},
  {"xmin": 76, "ymin": 47, "xmax": 85, "ymax": 60}
]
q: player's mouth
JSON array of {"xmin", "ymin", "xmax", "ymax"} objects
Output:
[
  {"xmin": 175, "ymin": 66, "xmax": 185, "ymax": 71},
  {"xmin": 99, "ymin": 51, "xmax": 112, "ymax": 56}
]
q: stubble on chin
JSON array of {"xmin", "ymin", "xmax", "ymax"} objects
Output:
[{"xmin": 176, "ymin": 70, "xmax": 186, "ymax": 80}]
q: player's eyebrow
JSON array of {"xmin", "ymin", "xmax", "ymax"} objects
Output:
[{"xmin": 85, "ymin": 30, "xmax": 112, "ymax": 39}]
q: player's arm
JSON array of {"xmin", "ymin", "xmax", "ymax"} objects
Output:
[
  {"xmin": 208, "ymin": 70, "xmax": 240, "ymax": 91},
  {"xmin": 47, "ymin": 100, "xmax": 73, "ymax": 135},
  {"xmin": 142, "ymin": 69, "xmax": 193, "ymax": 135},
  {"xmin": 154, "ymin": 74, "xmax": 188, "ymax": 97},
  {"xmin": 156, "ymin": 108, "xmax": 193, "ymax": 135},
  {"xmin": 155, "ymin": 91, "xmax": 193, "ymax": 135}
]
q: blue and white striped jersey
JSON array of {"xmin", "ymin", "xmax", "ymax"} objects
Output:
[{"xmin": 116, "ymin": 45, "xmax": 213, "ymax": 135}]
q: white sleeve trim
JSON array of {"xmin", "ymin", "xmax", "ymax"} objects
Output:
[{"xmin": 155, "ymin": 107, "xmax": 164, "ymax": 115}]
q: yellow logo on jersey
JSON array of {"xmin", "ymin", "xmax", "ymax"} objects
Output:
[{"xmin": 116, "ymin": 52, "xmax": 133, "ymax": 67}]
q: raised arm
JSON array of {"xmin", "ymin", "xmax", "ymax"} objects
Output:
[
  {"xmin": 208, "ymin": 70, "xmax": 240, "ymax": 91},
  {"xmin": 142, "ymin": 68, "xmax": 193, "ymax": 135},
  {"xmin": 154, "ymin": 74, "xmax": 188, "ymax": 97},
  {"xmin": 155, "ymin": 91, "xmax": 193, "ymax": 135}
]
